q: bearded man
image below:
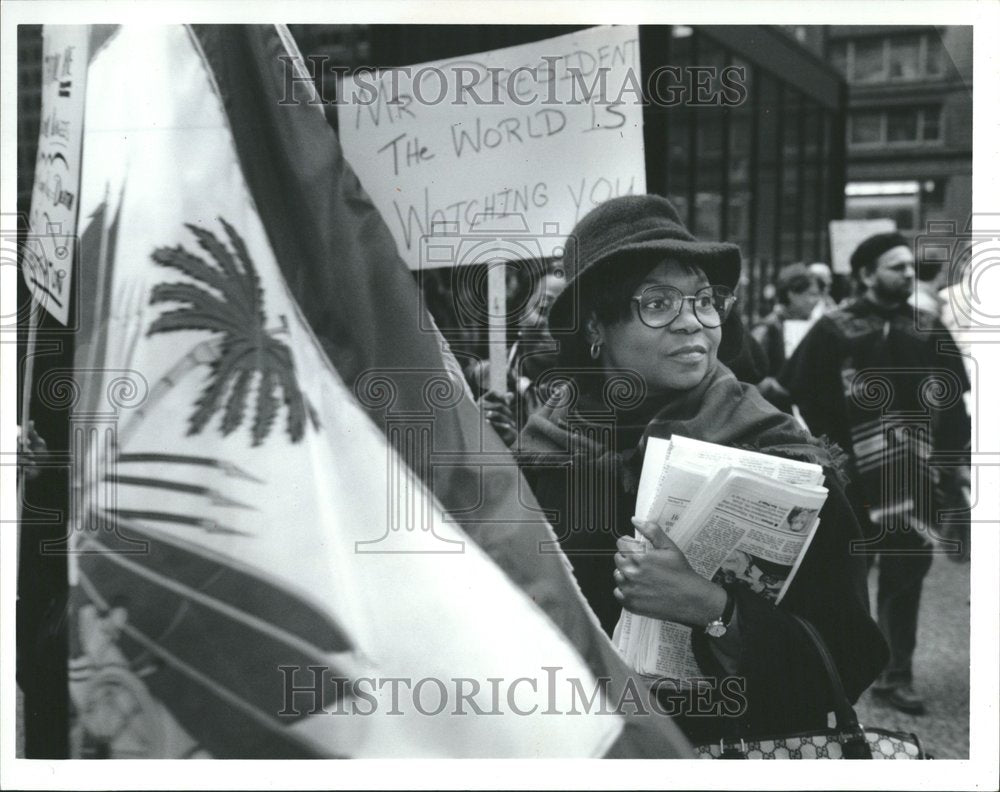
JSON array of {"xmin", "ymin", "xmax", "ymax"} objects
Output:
[{"xmin": 780, "ymin": 232, "xmax": 970, "ymax": 715}]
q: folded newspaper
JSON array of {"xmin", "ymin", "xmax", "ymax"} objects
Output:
[{"xmin": 613, "ymin": 435, "xmax": 828, "ymax": 681}]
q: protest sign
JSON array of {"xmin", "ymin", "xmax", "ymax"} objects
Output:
[
  {"xmin": 338, "ymin": 25, "xmax": 646, "ymax": 270},
  {"xmin": 25, "ymin": 26, "xmax": 89, "ymax": 325}
]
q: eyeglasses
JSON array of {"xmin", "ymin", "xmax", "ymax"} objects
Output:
[{"xmin": 630, "ymin": 284, "xmax": 737, "ymax": 329}]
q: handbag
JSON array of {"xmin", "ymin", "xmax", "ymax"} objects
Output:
[{"xmin": 695, "ymin": 614, "xmax": 927, "ymax": 759}]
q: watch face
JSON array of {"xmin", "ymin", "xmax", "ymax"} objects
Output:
[{"xmin": 705, "ymin": 620, "xmax": 727, "ymax": 638}]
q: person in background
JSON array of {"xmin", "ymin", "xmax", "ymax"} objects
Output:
[
  {"xmin": 723, "ymin": 274, "xmax": 771, "ymax": 387},
  {"xmin": 751, "ymin": 263, "xmax": 822, "ymax": 411},
  {"xmin": 724, "ymin": 319, "xmax": 771, "ymax": 386},
  {"xmin": 471, "ymin": 265, "xmax": 567, "ymax": 445},
  {"xmin": 808, "ymin": 262, "xmax": 838, "ymax": 319},
  {"xmin": 928, "ymin": 257, "xmax": 973, "ymax": 562},
  {"xmin": 780, "ymin": 231, "xmax": 971, "ymax": 716},
  {"xmin": 938, "ymin": 257, "xmax": 975, "ymax": 387}
]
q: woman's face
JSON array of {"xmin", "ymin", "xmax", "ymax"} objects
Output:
[
  {"xmin": 786, "ymin": 278, "xmax": 822, "ymax": 319},
  {"xmin": 520, "ymin": 274, "xmax": 566, "ymax": 335},
  {"xmin": 595, "ymin": 261, "xmax": 722, "ymax": 394}
]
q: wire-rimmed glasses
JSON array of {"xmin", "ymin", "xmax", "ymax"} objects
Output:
[{"xmin": 630, "ymin": 284, "xmax": 737, "ymax": 329}]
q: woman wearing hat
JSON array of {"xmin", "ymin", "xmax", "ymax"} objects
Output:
[{"xmin": 517, "ymin": 195, "xmax": 886, "ymax": 745}]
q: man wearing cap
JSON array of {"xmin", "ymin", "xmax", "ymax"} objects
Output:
[{"xmin": 780, "ymin": 232, "xmax": 970, "ymax": 716}]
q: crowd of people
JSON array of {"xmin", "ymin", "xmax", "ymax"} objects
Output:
[{"xmin": 438, "ymin": 195, "xmax": 971, "ymax": 740}]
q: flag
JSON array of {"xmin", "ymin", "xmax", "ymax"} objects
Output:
[{"xmin": 66, "ymin": 24, "xmax": 690, "ymax": 758}]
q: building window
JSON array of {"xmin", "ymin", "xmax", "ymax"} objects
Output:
[
  {"xmin": 853, "ymin": 38, "xmax": 886, "ymax": 82},
  {"xmin": 888, "ymin": 34, "xmax": 921, "ymax": 80},
  {"xmin": 834, "ymin": 32, "xmax": 946, "ymax": 83},
  {"xmin": 926, "ymin": 35, "xmax": 944, "ymax": 76},
  {"xmin": 886, "ymin": 107, "xmax": 919, "ymax": 142},
  {"xmin": 851, "ymin": 110, "xmax": 883, "ymax": 145},
  {"xmin": 849, "ymin": 106, "xmax": 942, "ymax": 147},
  {"xmin": 830, "ymin": 40, "xmax": 847, "ymax": 75},
  {"xmin": 922, "ymin": 107, "xmax": 942, "ymax": 141}
]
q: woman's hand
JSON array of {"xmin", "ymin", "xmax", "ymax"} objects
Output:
[
  {"xmin": 479, "ymin": 390, "xmax": 517, "ymax": 446},
  {"xmin": 613, "ymin": 517, "xmax": 728, "ymax": 627}
]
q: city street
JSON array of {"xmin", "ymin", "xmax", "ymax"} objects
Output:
[{"xmin": 855, "ymin": 552, "xmax": 971, "ymax": 759}]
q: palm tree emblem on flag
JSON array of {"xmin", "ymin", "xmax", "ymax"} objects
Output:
[{"xmin": 147, "ymin": 219, "xmax": 316, "ymax": 446}]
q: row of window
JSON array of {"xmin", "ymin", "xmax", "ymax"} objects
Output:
[
  {"xmin": 830, "ymin": 32, "xmax": 945, "ymax": 84},
  {"xmin": 849, "ymin": 105, "xmax": 942, "ymax": 147},
  {"xmin": 644, "ymin": 28, "xmax": 838, "ymax": 323}
]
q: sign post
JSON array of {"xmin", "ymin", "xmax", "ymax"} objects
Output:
[{"xmin": 487, "ymin": 263, "xmax": 508, "ymax": 396}]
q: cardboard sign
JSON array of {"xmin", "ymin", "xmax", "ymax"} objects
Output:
[
  {"xmin": 828, "ymin": 218, "xmax": 897, "ymax": 276},
  {"xmin": 25, "ymin": 26, "xmax": 90, "ymax": 325},
  {"xmin": 339, "ymin": 25, "xmax": 646, "ymax": 270}
]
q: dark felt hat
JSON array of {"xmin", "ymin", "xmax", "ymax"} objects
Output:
[
  {"xmin": 550, "ymin": 195, "xmax": 742, "ymax": 328},
  {"xmin": 849, "ymin": 231, "xmax": 909, "ymax": 277}
]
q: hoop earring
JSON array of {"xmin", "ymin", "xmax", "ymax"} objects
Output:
[{"xmin": 589, "ymin": 340, "xmax": 602, "ymax": 360}]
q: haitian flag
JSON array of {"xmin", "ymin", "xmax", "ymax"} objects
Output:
[{"xmin": 64, "ymin": 24, "xmax": 690, "ymax": 758}]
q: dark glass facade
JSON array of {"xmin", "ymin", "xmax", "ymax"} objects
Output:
[{"xmin": 640, "ymin": 26, "xmax": 846, "ymax": 320}]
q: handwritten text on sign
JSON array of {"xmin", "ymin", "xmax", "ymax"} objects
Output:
[
  {"xmin": 26, "ymin": 26, "xmax": 89, "ymax": 324},
  {"xmin": 338, "ymin": 26, "xmax": 646, "ymax": 269}
]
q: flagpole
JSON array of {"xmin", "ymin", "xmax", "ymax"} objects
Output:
[
  {"xmin": 488, "ymin": 263, "xmax": 507, "ymax": 396},
  {"xmin": 18, "ymin": 304, "xmax": 39, "ymax": 524}
]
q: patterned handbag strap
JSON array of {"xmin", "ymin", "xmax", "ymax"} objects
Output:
[{"xmin": 790, "ymin": 613, "xmax": 871, "ymax": 757}]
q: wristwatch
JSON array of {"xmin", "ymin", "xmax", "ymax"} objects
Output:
[{"xmin": 704, "ymin": 589, "xmax": 736, "ymax": 638}]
